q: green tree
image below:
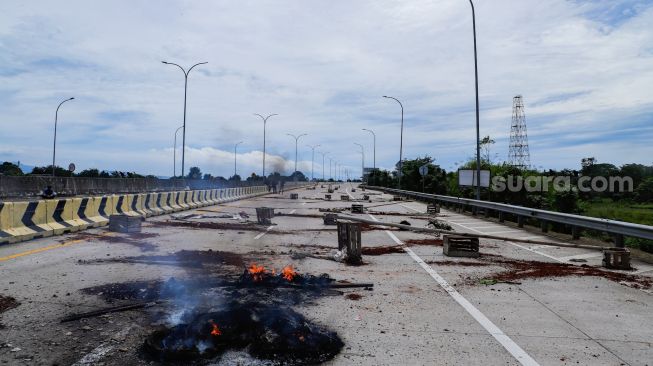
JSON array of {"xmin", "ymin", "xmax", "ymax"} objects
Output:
[
  {"xmin": 76, "ymin": 168, "xmax": 100, "ymax": 177},
  {"xmin": 635, "ymin": 178, "xmax": 653, "ymax": 203},
  {"xmin": 30, "ymin": 165, "xmax": 72, "ymax": 177},
  {"xmin": 0, "ymin": 162, "xmax": 23, "ymax": 176}
]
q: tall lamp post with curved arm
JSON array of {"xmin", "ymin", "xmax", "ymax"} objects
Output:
[
  {"xmin": 362, "ymin": 128, "xmax": 376, "ymax": 171},
  {"xmin": 173, "ymin": 125, "xmax": 183, "ymax": 177},
  {"xmin": 306, "ymin": 144, "xmax": 320, "ymax": 181},
  {"xmin": 162, "ymin": 61, "xmax": 208, "ymax": 177},
  {"xmin": 354, "ymin": 143, "xmax": 365, "ymax": 182},
  {"xmin": 234, "ymin": 141, "xmax": 244, "ymax": 178},
  {"xmin": 254, "ymin": 113, "xmax": 277, "ymax": 178},
  {"xmin": 382, "ymin": 95, "xmax": 404, "ymax": 188},
  {"xmin": 286, "ymin": 133, "xmax": 307, "ymax": 174},
  {"xmin": 52, "ymin": 97, "xmax": 74, "ymax": 176},
  {"xmin": 469, "ymin": 0, "xmax": 482, "ymax": 201},
  {"xmin": 319, "ymin": 151, "xmax": 329, "ymax": 181}
]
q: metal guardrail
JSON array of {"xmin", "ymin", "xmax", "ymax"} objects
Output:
[{"xmin": 364, "ymin": 186, "xmax": 653, "ymax": 246}]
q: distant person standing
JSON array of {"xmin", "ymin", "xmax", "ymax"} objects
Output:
[
  {"xmin": 280, "ymin": 180, "xmax": 285, "ymax": 194},
  {"xmin": 41, "ymin": 185, "xmax": 57, "ymax": 199}
]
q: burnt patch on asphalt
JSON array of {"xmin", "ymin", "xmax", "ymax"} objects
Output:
[
  {"xmin": 78, "ymin": 266, "xmax": 349, "ymax": 364},
  {"xmin": 404, "ymin": 238, "xmax": 444, "ymax": 247},
  {"xmin": 361, "ymin": 245, "xmax": 405, "ymax": 255},
  {"xmin": 66, "ymin": 232, "xmax": 160, "ymax": 252},
  {"xmin": 149, "ymin": 220, "xmax": 272, "ymax": 232},
  {"xmin": 79, "ymin": 249, "xmax": 246, "ymax": 269},
  {"xmin": 426, "ymin": 260, "xmax": 493, "ymax": 267},
  {"xmin": 0, "ymin": 295, "xmax": 20, "ymax": 328}
]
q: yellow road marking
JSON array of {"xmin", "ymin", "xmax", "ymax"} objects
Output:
[{"xmin": 0, "ymin": 232, "xmax": 114, "ymax": 262}]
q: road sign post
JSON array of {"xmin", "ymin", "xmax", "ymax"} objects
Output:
[{"xmin": 419, "ymin": 164, "xmax": 428, "ymax": 192}]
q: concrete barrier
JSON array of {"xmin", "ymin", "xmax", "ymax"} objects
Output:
[
  {"xmin": 159, "ymin": 192, "xmax": 175, "ymax": 214},
  {"xmin": 45, "ymin": 199, "xmax": 79, "ymax": 235},
  {"xmin": 0, "ymin": 184, "xmax": 307, "ymax": 245},
  {"xmin": 70, "ymin": 197, "xmax": 103, "ymax": 229},
  {"xmin": 0, "ymin": 202, "xmax": 15, "ymax": 244},
  {"xmin": 7, "ymin": 201, "xmax": 52, "ymax": 241}
]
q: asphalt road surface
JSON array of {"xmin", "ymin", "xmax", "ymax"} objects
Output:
[{"xmin": 1, "ymin": 184, "xmax": 652, "ymax": 365}]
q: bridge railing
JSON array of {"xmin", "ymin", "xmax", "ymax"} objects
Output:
[{"xmin": 362, "ymin": 185, "xmax": 653, "ymax": 247}]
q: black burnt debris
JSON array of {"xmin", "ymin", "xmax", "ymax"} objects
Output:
[
  {"xmin": 143, "ymin": 301, "xmax": 343, "ymax": 364},
  {"xmin": 77, "ymin": 262, "xmax": 349, "ymax": 364},
  {"xmin": 141, "ymin": 267, "xmax": 345, "ymax": 364}
]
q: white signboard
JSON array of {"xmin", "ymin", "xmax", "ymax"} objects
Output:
[{"xmin": 458, "ymin": 169, "xmax": 490, "ymax": 188}]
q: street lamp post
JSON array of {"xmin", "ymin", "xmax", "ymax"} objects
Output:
[
  {"xmin": 286, "ymin": 133, "xmax": 307, "ymax": 174},
  {"xmin": 254, "ymin": 113, "xmax": 278, "ymax": 178},
  {"xmin": 469, "ymin": 0, "xmax": 482, "ymax": 201},
  {"xmin": 173, "ymin": 125, "xmax": 183, "ymax": 177},
  {"xmin": 383, "ymin": 95, "xmax": 404, "ymax": 189},
  {"xmin": 329, "ymin": 157, "xmax": 333, "ymax": 180},
  {"xmin": 234, "ymin": 141, "xmax": 244, "ymax": 178},
  {"xmin": 354, "ymin": 143, "xmax": 365, "ymax": 181},
  {"xmin": 362, "ymin": 128, "xmax": 376, "ymax": 171},
  {"xmin": 162, "ymin": 61, "xmax": 208, "ymax": 177},
  {"xmin": 306, "ymin": 144, "xmax": 320, "ymax": 181},
  {"xmin": 52, "ymin": 97, "xmax": 74, "ymax": 177},
  {"xmin": 319, "ymin": 152, "xmax": 329, "ymax": 181}
]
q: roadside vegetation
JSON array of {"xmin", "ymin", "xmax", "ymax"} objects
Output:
[{"xmin": 364, "ymin": 138, "xmax": 653, "ymax": 252}]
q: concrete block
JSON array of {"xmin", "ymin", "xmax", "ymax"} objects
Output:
[
  {"xmin": 443, "ymin": 235, "xmax": 480, "ymax": 258},
  {"xmin": 109, "ymin": 214, "xmax": 142, "ymax": 233},
  {"xmin": 602, "ymin": 248, "xmax": 631, "ymax": 270}
]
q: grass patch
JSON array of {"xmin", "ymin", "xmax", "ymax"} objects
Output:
[{"xmin": 581, "ymin": 200, "xmax": 653, "ymax": 226}]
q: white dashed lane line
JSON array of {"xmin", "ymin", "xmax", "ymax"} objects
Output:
[
  {"xmin": 254, "ymin": 225, "xmax": 274, "ymax": 240},
  {"xmin": 368, "ymin": 214, "xmax": 540, "ymax": 366}
]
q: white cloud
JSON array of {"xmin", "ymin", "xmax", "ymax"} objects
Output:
[{"xmin": 0, "ymin": 0, "xmax": 652, "ymax": 176}]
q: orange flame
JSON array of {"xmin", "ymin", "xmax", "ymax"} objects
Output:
[
  {"xmin": 248, "ymin": 263, "xmax": 266, "ymax": 282},
  {"xmin": 281, "ymin": 265, "xmax": 297, "ymax": 282},
  {"xmin": 209, "ymin": 320, "xmax": 222, "ymax": 336}
]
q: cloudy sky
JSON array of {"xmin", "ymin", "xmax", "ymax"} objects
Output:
[{"xmin": 1, "ymin": 0, "xmax": 652, "ymax": 178}]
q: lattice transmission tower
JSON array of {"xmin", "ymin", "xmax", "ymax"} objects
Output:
[{"xmin": 508, "ymin": 95, "xmax": 531, "ymax": 169}]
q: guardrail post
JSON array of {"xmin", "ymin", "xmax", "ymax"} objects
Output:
[
  {"xmin": 484, "ymin": 209, "xmax": 490, "ymax": 218},
  {"xmin": 540, "ymin": 220, "xmax": 549, "ymax": 233},
  {"xmin": 498, "ymin": 212, "xmax": 504, "ymax": 223},
  {"xmin": 613, "ymin": 234, "xmax": 625, "ymax": 248},
  {"xmin": 517, "ymin": 216, "xmax": 525, "ymax": 228},
  {"xmin": 571, "ymin": 226, "xmax": 581, "ymax": 240}
]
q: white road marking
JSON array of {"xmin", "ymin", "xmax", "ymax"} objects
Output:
[
  {"xmin": 528, "ymin": 245, "xmax": 556, "ymax": 250},
  {"xmin": 469, "ymin": 225, "xmax": 505, "ymax": 230},
  {"xmin": 345, "ymin": 189, "xmax": 355, "ymax": 200},
  {"xmin": 254, "ymin": 225, "xmax": 274, "ymax": 240},
  {"xmin": 448, "ymin": 220, "xmax": 485, "ymax": 225},
  {"xmin": 301, "ymin": 202, "xmax": 307, "ymax": 206},
  {"xmin": 519, "ymin": 235, "xmax": 550, "ymax": 240},
  {"xmin": 368, "ymin": 214, "xmax": 540, "ymax": 366},
  {"xmin": 73, "ymin": 325, "xmax": 134, "ymax": 365},
  {"xmin": 399, "ymin": 203, "xmax": 422, "ymax": 213},
  {"xmin": 289, "ymin": 209, "xmax": 297, "ymax": 214},
  {"xmin": 635, "ymin": 266, "xmax": 653, "ymax": 274},
  {"xmin": 557, "ymin": 252, "xmax": 603, "ymax": 261},
  {"xmin": 483, "ymin": 230, "xmax": 525, "ymax": 235}
]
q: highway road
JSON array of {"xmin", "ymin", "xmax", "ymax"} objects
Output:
[{"xmin": 1, "ymin": 184, "xmax": 652, "ymax": 365}]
